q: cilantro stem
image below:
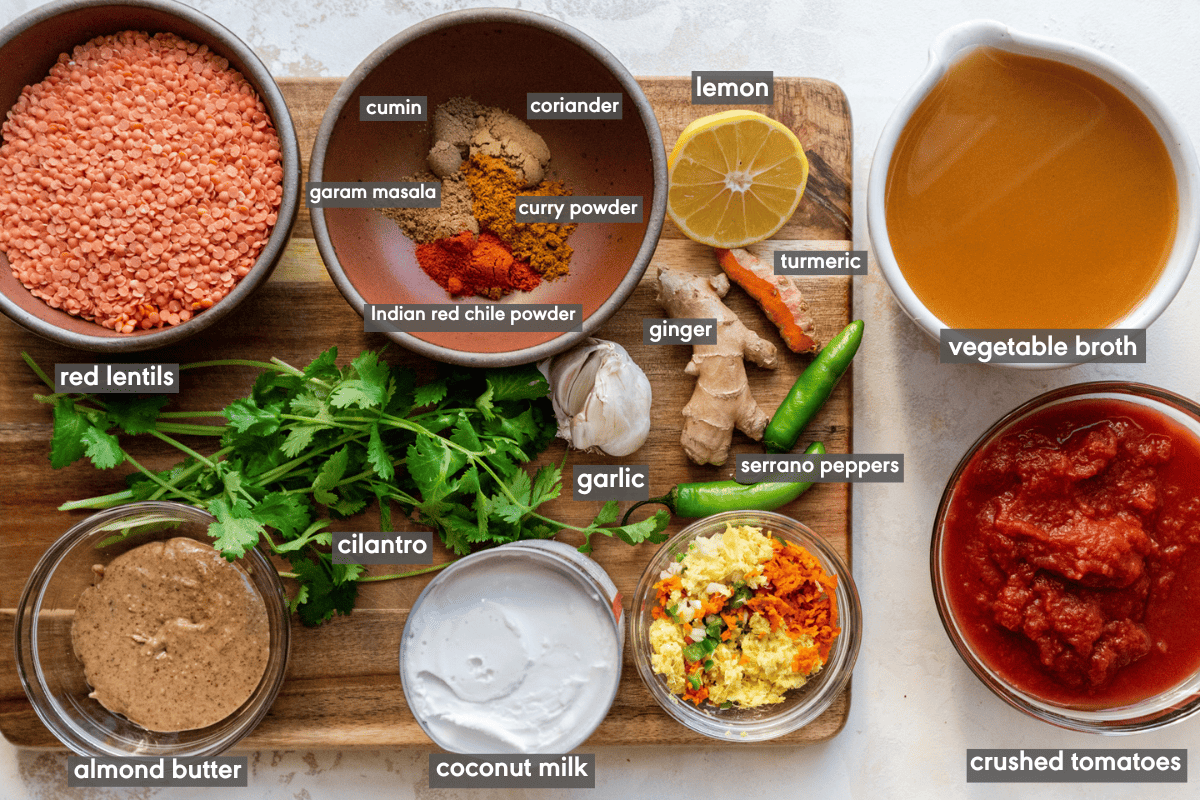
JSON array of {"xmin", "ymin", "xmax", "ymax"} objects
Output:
[
  {"xmin": 254, "ymin": 432, "xmax": 361, "ymax": 485},
  {"xmin": 154, "ymin": 423, "xmax": 226, "ymax": 437},
  {"xmin": 357, "ymin": 562, "xmax": 453, "ymax": 581},
  {"xmin": 59, "ymin": 489, "xmax": 136, "ymax": 511},
  {"xmin": 158, "ymin": 410, "xmax": 227, "ymax": 419},
  {"xmin": 181, "ymin": 358, "xmax": 294, "ymax": 372},
  {"xmin": 120, "ymin": 450, "xmax": 207, "ymax": 507},
  {"xmin": 21, "ymin": 352, "xmax": 54, "ymax": 390},
  {"xmin": 148, "ymin": 429, "xmax": 218, "ymax": 469}
]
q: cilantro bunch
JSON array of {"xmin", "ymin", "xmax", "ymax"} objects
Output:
[{"xmin": 24, "ymin": 349, "xmax": 669, "ymax": 625}]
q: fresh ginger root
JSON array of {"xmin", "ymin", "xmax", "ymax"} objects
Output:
[{"xmin": 655, "ymin": 266, "xmax": 778, "ymax": 465}]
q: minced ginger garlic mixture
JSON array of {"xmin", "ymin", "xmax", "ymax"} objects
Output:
[{"xmin": 649, "ymin": 524, "xmax": 840, "ymax": 707}]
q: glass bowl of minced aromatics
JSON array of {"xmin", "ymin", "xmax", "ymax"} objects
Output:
[{"xmin": 631, "ymin": 510, "xmax": 861, "ymax": 741}]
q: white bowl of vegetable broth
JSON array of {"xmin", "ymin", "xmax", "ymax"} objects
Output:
[{"xmin": 867, "ymin": 20, "xmax": 1200, "ymax": 367}]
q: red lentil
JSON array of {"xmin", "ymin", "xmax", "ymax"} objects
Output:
[{"xmin": 0, "ymin": 31, "xmax": 283, "ymax": 333}]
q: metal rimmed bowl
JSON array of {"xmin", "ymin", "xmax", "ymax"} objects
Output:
[
  {"xmin": 630, "ymin": 510, "xmax": 860, "ymax": 742},
  {"xmin": 0, "ymin": 0, "xmax": 300, "ymax": 352},
  {"xmin": 310, "ymin": 8, "xmax": 667, "ymax": 367},
  {"xmin": 399, "ymin": 540, "xmax": 624, "ymax": 753},
  {"xmin": 14, "ymin": 502, "xmax": 290, "ymax": 756},
  {"xmin": 932, "ymin": 382, "xmax": 1200, "ymax": 732}
]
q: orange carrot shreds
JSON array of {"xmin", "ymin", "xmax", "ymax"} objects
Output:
[
  {"xmin": 0, "ymin": 30, "xmax": 283, "ymax": 333},
  {"xmin": 684, "ymin": 684, "xmax": 710, "ymax": 706},
  {"xmin": 699, "ymin": 593, "xmax": 727, "ymax": 616},
  {"xmin": 744, "ymin": 538, "xmax": 841, "ymax": 668},
  {"xmin": 653, "ymin": 573, "xmax": 682, "ymax": 610}
]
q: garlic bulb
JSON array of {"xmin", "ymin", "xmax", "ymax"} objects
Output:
[{"xmin": 538, "ymin": 338, "xmax": 652, "ymax": 456}]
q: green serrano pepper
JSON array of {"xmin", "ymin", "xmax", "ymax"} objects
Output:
[
  {"xmin": 763, "ymin": 320, "xmax": 863, "ymax": 454},
  {"xmin": 621, "ymin": 441, "xmax": 824, "ymax": 524}
]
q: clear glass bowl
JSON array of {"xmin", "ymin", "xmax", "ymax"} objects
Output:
[
  {"xmin": 932, "ymin": 382, "xmax": 1200, "ymax": 733},
  {"xmin": 14, "ymin": 502, "xmax": 290, "ymax": 756},
  {"xmin": 630, "ymin": 510, "xmax": 861, "ymax": 741}
]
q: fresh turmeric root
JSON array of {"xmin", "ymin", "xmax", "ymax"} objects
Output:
[
  {"xmin": 655, "ymin": 266, "xmax": 778, "ymax": 465},
  {"xmin": 715, "ymin": 247, "xmax": 820, "ymax": 354}
]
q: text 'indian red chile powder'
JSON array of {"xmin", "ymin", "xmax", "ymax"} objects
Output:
[{"xmin": 0, "ymin": 31, "xmax": 283, "ymax": 332}]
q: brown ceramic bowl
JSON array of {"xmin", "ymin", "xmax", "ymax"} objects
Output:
[
  {"xmin": 0, "ymin": 0, "xmax": 300, "ymax": 353},
  {"xmin": 310, "ymin": 8, "xmax": 667, "ymax": 367}
]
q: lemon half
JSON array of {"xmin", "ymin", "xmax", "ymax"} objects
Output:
[{"xmin": 667, "ymin": 110, "xmax": 809, "ymax": 248}]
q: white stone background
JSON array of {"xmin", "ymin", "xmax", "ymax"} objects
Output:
[{"xmin": 3, "ymin": 0, "xmax": 1200, "ymax": 797}]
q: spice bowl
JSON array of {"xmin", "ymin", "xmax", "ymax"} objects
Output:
[
  {"xmin": 311, "ymin": 8, "xmax": 667, "ymax": 367},
  {"xmin": 866, "ymin": 20, "xmax": 1200, "ymax": 367},
  {"xmin": 0, "ymin": 0, "xmax": 300, "ymax": 353},
  {"xmin": 14, "ymin": 502, "xmax": 290, "ymax": 756},
  {"xmin": 933, "ymin": 382, "xmax": 1200, "ymax": 733},
  {"xmin": 630, "ymin": 511, "xmax": 860, "ymax": 742}
]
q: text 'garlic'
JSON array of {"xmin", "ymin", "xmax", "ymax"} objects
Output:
[{"xmin": 538, "ymin": 339, "xmax": 652, "ymax": 457}]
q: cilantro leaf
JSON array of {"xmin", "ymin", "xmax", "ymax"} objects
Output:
[
  {"xmin": 49, "ymin": 400, "xmax": 90, "ymax": 468},
  {"xmin": 332, "ymin": 562, "xmax": 364, "ymax": 585},
  {"xmin": 591, "ymin": 499, "xmax": 620, "ymax": 526},
  {"xmin": 474, "ymin": 382, "xmax": 495, "ymax": 420},
  {"xmin": 302, "ymin": 347, "xmax": 340, "ymax": 380},
  {"xmin": 407, "ymin": 434, "xmax": 467, "ymax": 500},
  {"xmin": 449, "ymin": 414, "xmax": 482, "ymax": 453},
  {"xmin": 585, "ymin": 506, "xmax": 670, "ymax": 550},
  {"xmin": 491, "ymin": 469, "xmax": 532, "ymax": 524},
  {"xmin": 413, "ymin": 379, "xmax": 447, "ymax": 408},
  {"xmin": 366, "ymin": 423, "xmax": 394, "ymax": 481},
  {"xmin": 250, "ymin": 491, "xmax": 311, "ymax": 539},
  {"xmin": 81, "ymin": 426, "xmax": 124, "ymax": 469},
  {"xmin": 289, "ymin": 554, "xmax": 357, "ymax": 626},
  {"xmin": 312, "ymin": 445, "xmax": 350, "ymax": 506},
  {"xmin": 105, "ymin": 396, "xmax": 168, "ymax": 435},
  {"xmin": 386, "ymin": 368, "xmax": 417, "ymax": 417},
  {"xmin": 224, "ymin": 398, "xmax": 282, "ymax": 437},
  {"xmin": 289, "ymin": 390, "xmax": 330, "ymax": 420},
  {"xmin": 329, "ymin": 350, "xmax": 392, "ymax": 410},
  {"xmin": 529, "ymin": 463, "xmax": 562, "ymax": 509},
  {"xmin": 486, "ymin": 365, "xmax": 549, "ymax": 402},
  {"xmin": 208, "ymin": 498, "xmax": 264, "ymax": 557},
  {"xmin": 281, "ymin": 424, "xmax": 321, "ymax": 458}
]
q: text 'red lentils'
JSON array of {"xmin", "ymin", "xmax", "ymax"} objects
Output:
[{"xmin": 0, "ymin": 31, "xmax": 283, "ymax": 332}]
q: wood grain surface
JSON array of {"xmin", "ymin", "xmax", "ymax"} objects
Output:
[{"xmin": 0, "ymin": 77, "xmax": 852, "ymax": 749}]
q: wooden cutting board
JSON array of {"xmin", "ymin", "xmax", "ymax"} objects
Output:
[{"xmin": 0, "ymin": 77, "xmax": 852, "ymax": 749}]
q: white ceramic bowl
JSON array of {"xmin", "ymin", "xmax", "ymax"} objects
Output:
[{"xmin": 867, "ymin": 19, "xmax": 1200, "ymax": 369}]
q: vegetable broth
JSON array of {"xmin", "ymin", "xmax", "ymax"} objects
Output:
[{"xmin": 885, "ymin": 47, "xmax": 1177, "ymax": 329}]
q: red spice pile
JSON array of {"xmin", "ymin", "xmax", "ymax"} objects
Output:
[
  {"xmin": 415, "ymin": 231, "xmax": 541, "ymax": 300},
  {"xmin": 0, "ymin": 30, "xmax": 283, "ymax": 332}
]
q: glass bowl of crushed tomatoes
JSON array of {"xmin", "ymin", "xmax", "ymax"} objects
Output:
[
  {"xmin": 933, "ymin": 382, "xmax": 1200, "ymax": 733},
  {"xmin": 631, "ymin": 510, "xmax": 861, "ymax": 741}
]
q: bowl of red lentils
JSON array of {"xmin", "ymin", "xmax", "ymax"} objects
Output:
[{"xmin": 0, "ymin": 0, "xmax": 299, "ymax": 352}]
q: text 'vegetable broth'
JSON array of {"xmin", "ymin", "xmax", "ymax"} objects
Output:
[{"xmin": 884, "ymin": 47, "xmax": 1177, "ymax": 329}]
